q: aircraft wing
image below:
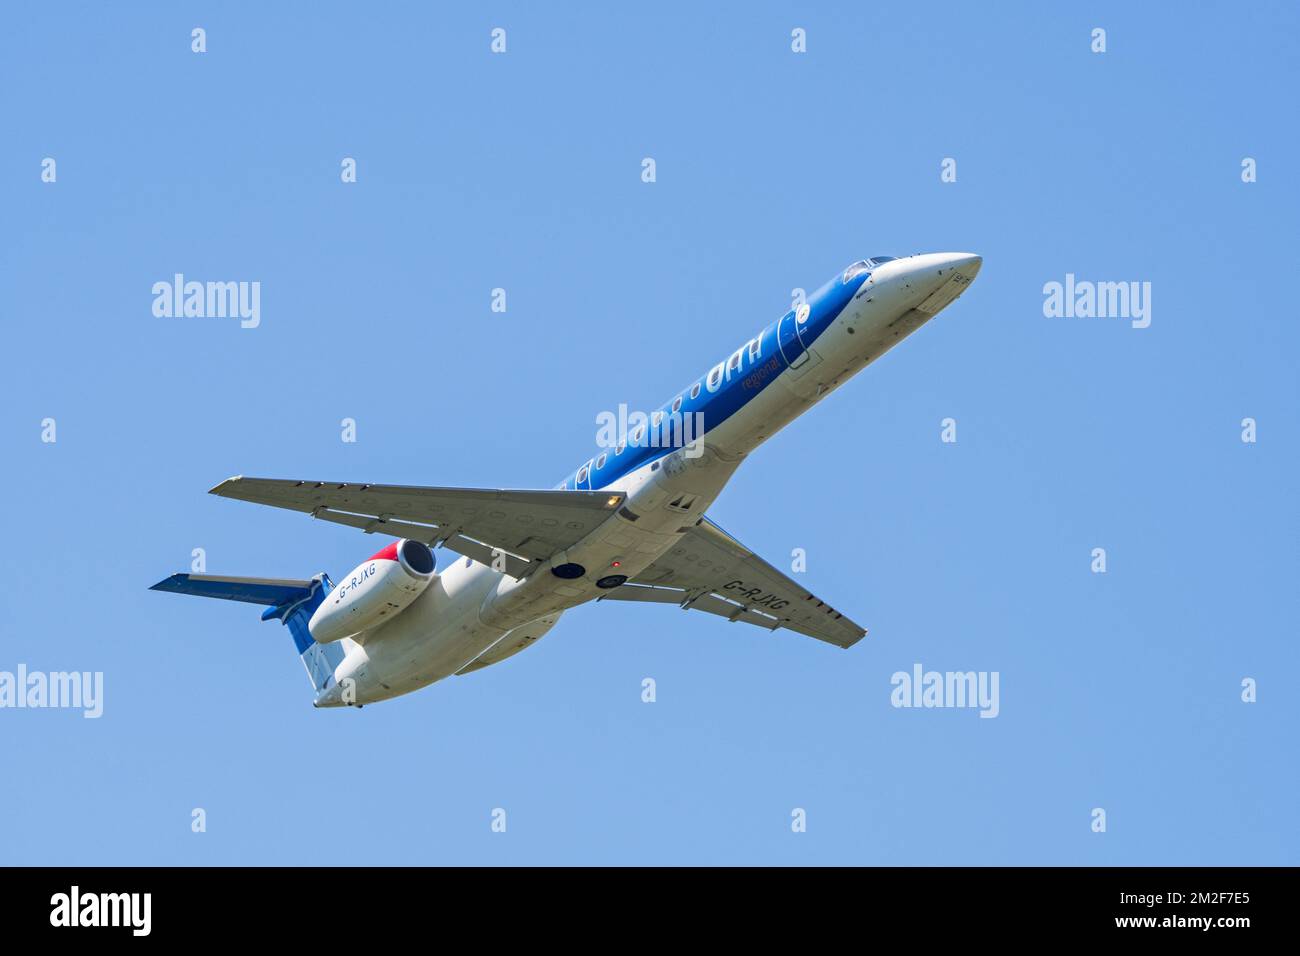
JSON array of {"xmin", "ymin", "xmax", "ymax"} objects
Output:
[
  {"xmin": 209, "ymin": 476, "xmax": 625, "ymax": 576},
  {"xmin": 600, "ymin": 516, "xmax": 867, "ymax": 648}
]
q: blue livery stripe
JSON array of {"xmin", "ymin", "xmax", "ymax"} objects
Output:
[{"xmin": 562, "ymin": 266, "xmax": 870, "ymax": 491}]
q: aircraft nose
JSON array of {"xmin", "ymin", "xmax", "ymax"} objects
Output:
[
  {"xmin": 898, "ymin": 251, "xmax": 983, "ymax": 283},
  {"xmin": 941, "ymin": 252, "xmax": 982, "ymax": 280},
  {"xmin": 898, "ymin": 252, "xmax": 982, "ymax": 314}
]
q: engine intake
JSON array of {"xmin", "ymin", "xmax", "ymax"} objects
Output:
[{"xmin": 308, "ymin": 539, "xmax": 436, "ymax": 644}]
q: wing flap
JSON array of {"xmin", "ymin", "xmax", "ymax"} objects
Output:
[
  {"xmin": 304, "ymin": 505, "xmax": 532, "ymax": 577},
  {"xmin": 597, "ymin": 583, "xmax": 687, "ymax": 606},
  {"xmin": 688, "ymin": 592, "xmax": 782, "ymax": 630},
  {"xmin": 601, "ymin": 584, "xmax": 783, "ymax": 632}
]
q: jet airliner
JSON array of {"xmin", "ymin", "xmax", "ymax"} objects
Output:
[{"xmin": 152, "ymin": 252, "xmax": 983, "ymax": 707}]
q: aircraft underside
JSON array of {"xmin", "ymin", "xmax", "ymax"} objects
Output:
[{"xmin": 151, "ymin": 252, "xmax": 983, "ymax": 707}]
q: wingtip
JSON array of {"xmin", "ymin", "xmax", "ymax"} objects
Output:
[
  {"xmin": 208, "ymin": 475, "xmax": 244, "ymax": 495},
  {"xmin": 843, "ymin": 626, "xmax": 868, "ymax": 648}
]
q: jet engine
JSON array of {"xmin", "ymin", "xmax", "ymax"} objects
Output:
[{"xmin": 308, "ymin": 539, "xmax": 436, "ymax": 644}]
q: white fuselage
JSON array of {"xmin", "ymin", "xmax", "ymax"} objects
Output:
[{"xmin": 314, "ymin": 253, "xmax": 981, "ymax": 706}]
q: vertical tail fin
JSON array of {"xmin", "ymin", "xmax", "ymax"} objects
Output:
[
  {"xmin": 150, "ymin": 571, "xmax": 344, "ymax": 696},
  {"xmin": 259, "ymin": 575, "xmax": 345, "ymax": 693}
]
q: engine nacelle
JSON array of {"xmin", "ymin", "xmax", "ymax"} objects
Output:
[{"xmin": 308, "ymin": 539, "xmax": 436, "ymax": 644}]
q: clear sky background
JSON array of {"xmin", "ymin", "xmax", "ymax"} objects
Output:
[{"xmin": 2, "ymin": 2, "xmax": 1296, "ymax": 865}]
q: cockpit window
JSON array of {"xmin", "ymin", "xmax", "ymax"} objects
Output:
[
  {"xmin": 843, "ymin": 260, "xmax": 871, "ymax": 283},
  {"xmin": 867, "ymin": 255, "xmax": 897, "ymax": 265}
]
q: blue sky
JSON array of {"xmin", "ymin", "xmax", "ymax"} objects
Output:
[{"xmin": 2, "ymin": 1, "xmax": 1296, "ymax": 865}]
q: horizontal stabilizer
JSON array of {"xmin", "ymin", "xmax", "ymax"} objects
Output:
[
  {"xmin": 150, "ymin": 571, "xmax": 343, "ymax": 695},
  {"xmin": 149, "ymin": 573, "xmax": 315, "ymax": 608}
]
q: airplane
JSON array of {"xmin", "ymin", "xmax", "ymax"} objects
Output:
[{"xmin": 151, "ymin": 252, "xmax": 983, "ymax": 707}]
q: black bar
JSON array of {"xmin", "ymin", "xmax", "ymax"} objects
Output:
[{"xmin": 0, "ymin": 866, "xmax": 1284, "ymax": 940}]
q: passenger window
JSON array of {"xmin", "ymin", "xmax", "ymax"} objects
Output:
[
  {"xmin": 672, "ymin": 395, "xmax": 682, "ymax": 413},
  {"xmin": 690, "ymin": 381, "xmax": 701, "ymax": 400},
  {"xmin": 577, "ymin": 465, "xmax": 589, "ymax": 483},
  {"xmin": 728, "ymin": 350, "xmax": 742, "ymax": 371},
  {"xmin": 748, "ymin": 337, "xmax": 761, "ymax": 361},
  {"xmin": 652, "ymin": 411, "xmax": 663, "ymax": 427},
  {"xmin": 615, "ymin": 443, "xmax": 625, "ymax": 456},
  {"xmin": 596, "ymin": 453, "xmax": 607, "ymax": 469},
  {"xmin": 632, "ymin": 427, "xmax": 644, "ymax": 445}
]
